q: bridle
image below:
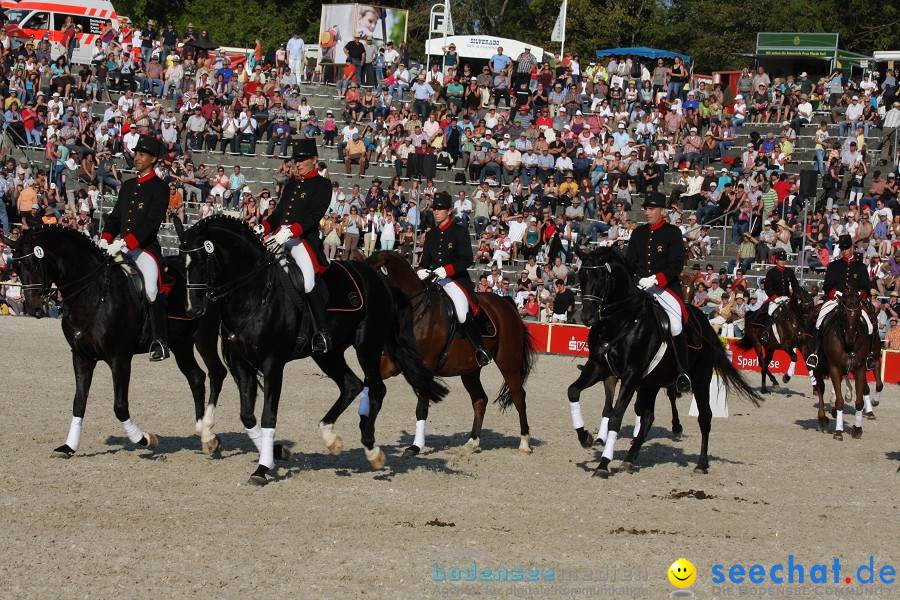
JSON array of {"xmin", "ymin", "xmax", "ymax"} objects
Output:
[
  {"xmin": 580, "ymin": 261, "xmax": 639, "ymax": 320},
  {"xmin": 182, "ymin": 239, "xmax": 275, "ymax": 303}
]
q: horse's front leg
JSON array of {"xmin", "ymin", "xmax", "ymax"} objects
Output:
[
  {"xmin": 248, "ymin": 361, "xmax": 286, "ymax": 486},
  {"xmin": 851, "ymin": 369, "xmax": 866, "ymax": 439},
  {"xmin": 110, "ymin": 357, "xmax": 158, "ymax": 450},
  {"xmin": 53, "ymin": 353, "xmax": 98, "ymax": 458},
  {"xmin": 829, "ymin": 365, "xmax": 845, "ymax": 441},
  {"xmin": 594, "ymin": 377, "xmax": 639, "ymax": 478},
  {"xmin": 566, "ymin": 358, "xmax": 607, "ymax": 449}
]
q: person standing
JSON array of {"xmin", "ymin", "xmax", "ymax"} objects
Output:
[
  {"xmin": 258, "ymin": 138, "xmax": 333, "ymax": 354},
  {"xmin": 624, "ymin": 191, "xmax": 691, "ymax": 392},
  {"xmin": 417, "ymin": 191, "xmax": 492, "ymax": 366},
  {"xmin": 99, "ymin": 135, "xmax": 170, "ymax": 361},
  {"xmin": 286, "ymin": 31, "xmax": 306, "ymax": 83}
]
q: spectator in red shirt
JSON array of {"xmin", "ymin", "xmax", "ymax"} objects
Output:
[{"xmin": 773, "ymin": 173, "xmax": 791, "ymax": 206}]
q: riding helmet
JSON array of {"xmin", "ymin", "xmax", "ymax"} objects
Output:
[
  {"xmin": 642, "ymin": 191, "xmax": 666, "ymax": 208},
  {"xmin": 292, "ymin": 138, "xmax": 319, "ymax": 160},
  {"xmin": 773, "ymin": 249, "xmax": 787, "ymax": 260},
  {"xmin": 838, "ymin": 234, "xmax": 853, "ymax": 250},
  {"xmin": 432, "ymin": 192, "xmax": 453, "ymax": 211}
]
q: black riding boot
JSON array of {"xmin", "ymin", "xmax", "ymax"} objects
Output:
[
  {"xmin": 149, "ymin": 297, "xmax": 170, "ymax": 361},
  {"xmin": 806, "ymin": 328, "xmax": 822, "ymax": 369},
  {"xmin": 307, "ymin": 278, "xmax": 333, "ymax": 355},
  {"xmin": 461, "ymin": 315, "xmax": 492, "ymax": 367},
  {"xmin": 673, "ymin": 332, "xmax": 692, "ymax": 394},
  {"xmin": 867, "ymin": 332, "xmax": 879, "ymax": 372}
]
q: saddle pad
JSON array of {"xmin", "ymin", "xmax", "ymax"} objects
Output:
[
  {"xmin": 443, "ymin": 293, "xmax": 499, "ymax": 339},
  {"xmin": 322, "ymin": 261, "xmax": 364, "ymax": 312}
]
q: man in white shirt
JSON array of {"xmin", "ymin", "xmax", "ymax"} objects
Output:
[
  {"xmin": 839, "ymin": 96, "xmax": 865, "ymax": 137},
  {"xmin": 453, "ymin": 192, "xmax": 473, "ymax": 228},
  {"xmin": 337, "ymin": 120, "xmax": 360, "ymax": 161},
  {"xmin": 286, "ymin": 32, "xmax": 305, "ymax": 82},
  {"xmin": 791, "ymin": 95, "xmax": 814, "ymax": 132},
  {"xmin": 879, "ymin": 101, "xmax": 900, "ymax": 164},
  {"xmin": 554, "ymin": 152, "xmax": 573, "ymax": 181},
  {"xmin": 237, "ymin": 110, "xmax": 258, "ymax": 155},
  {"xmin": 388, "ymin": 64, "xmax": 411, "ymax": 100},
  {"xmin": 502, "ymin": 145, "xmax": 522, "ymax": 185}
]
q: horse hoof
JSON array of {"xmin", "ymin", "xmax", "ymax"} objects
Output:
[
  {"xmin": 772, "ymin": 381, "xmax": 780, "ymax": 387},
  {"xmin": 851, "ymin": 426, "xmax": 863, "ymax": 439},
  {"xmin": 326, "ymin": 436, "xmax": 343, "ymax": 455},
  {"xmin": 872, "ymin": 399, "xmax": 880, "ymax": 407},
  {"xmin": 578, "ymin": 431, "xmax": 595, "ymax": 449},
  {"xmin": 518, "ymin": 447, "xmax": 534, "ymax": 455},
  {"xmin": 831, "ymin": 408, "xmax": 837, "ymax": 419},
  {"xmin": 461, "ymin": 439, "xmax": 481, "ymax": 454},
  {"xmin": 865, "ymin": 411, "xmax": 876, "ymax": 421},
  {"xmin": 402, "ymin": 445, "xmax": 420, "ymax": 458},
  {"xmin": 672, "ymin": 424, "xmax": 683, "ymax": 438},
  {"xmin": 592, "ymin": 466, "xmax": 611, "ymax": 479},
  {"xmin": 51, "ymin": 444, "xmax": 75, "ymax": 459},
  {"xmin": 833, "ymin": 432, "xmax": 843, "ymax": 441},
  {"xmin": 247, "ymin": 475, "xmax": 268, "ymax": 486},
  {"xmin": 620, "ymin": 461, "xmax": 636, "ymax": 473},
  {"xmin": 817, "ymin": 417, "xmax": 829, "ymax": 430},
  {"xmin": 760, "ymin": 387, "xmax": 769, "ymax": 394},
  {"xmin": 143, "ymin": 433, "xmax": 159, "ymax": 449},
  {"xmin": 202, "ymin": 436, "xmax": 221, "ymax": 455},
  {"xmin": 693, "ymin": 466, "xmax": 709, "ymax": 475},
  {"xmin": 366, "ymin": 448, "xmax": 386, "ymax": 470},
  {"xmin": 782, "ymin": 375, "xmax": 791, "ymax": 384},
  {"xmin": 594, "ymin": 437, "xmax": 606, "ymax": 447},
  {"xmin": 274, "ymin": 444, "xmax": 291, "ymax": 462}
]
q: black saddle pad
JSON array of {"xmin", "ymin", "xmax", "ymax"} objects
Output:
[
  {"xmin": 442, "ymin": 292, "xmax": 499, "ymax": 339},
  {"xmin": 321, "ymin": 261, "xmax": 365, "ymax": 312}
]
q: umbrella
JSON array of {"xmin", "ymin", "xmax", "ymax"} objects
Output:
[{"xmin": 183, "ymin": 38, "xmax": 219, "ymax": 51}]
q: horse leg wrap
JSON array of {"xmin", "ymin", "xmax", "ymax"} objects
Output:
[
  {"xmin": 122, "ymin": 418, "xmax": 144, "ymax": 444},
  {"xmin": 246, "ymin": 424, "xmax": 262, "ymax": 452},
  {"xmin": 632, "ymin": 415, "xmax": 642, "ymax": 438},
  {"xmin": 65, "ymin": 416, "xmax": 84, "ymax": 452},
  {"xmin": 569, "ymin": 401, "xmax": 585, "ymax": 430},
  {"xmin": 601, "ymin": 431, "xmax": 618, "ymax": 462},
  {"xmin": 835, "ymin": 409, "xmax": 844, "ymax": 432},
  {"xmin": 864, "ymin": 395, "xmax": 872, "ymax": 413},
  {"xmin": 358, "ymin": 386, "xmax": 370, "ymax": 417},
  {"xmin": 787, "ymin": 361, "xmax": 796, "ymax": 377},
  {"xmin": 854, "ymin": 411, "xmax": 863, "ymax": 428},
  {"xmin": 413, "ymin": 419, "xmax": 426, "ymax": 449},
  {"xmin": 597, "ymin": 417, "xmax": 609, "ymax": 443},
  {"xmin": 259, "ymin": 428, "xmax": 276, "ymax": 469}
]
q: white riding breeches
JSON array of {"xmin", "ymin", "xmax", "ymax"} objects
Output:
[
  {"xmin": 440, "ymin": 278, "xmax": 469, "ymax": 323},
  {"xmin": 768, "ymin": 295, "xmax": 789, "ymax": 316},
  {"xmin": 285, "ymin": 235, "xmax": 315, "ymax": 293},
  {"xmin": 816, "ymin": 298, "xmax": 873, "ymax": 334},
  {"xmin": 129, "ymin": 249, "xmax": 159, "ymax": 302},
  {"xmin": 649, "ymin": 286, "xmax": 683, "ymax": 336}
]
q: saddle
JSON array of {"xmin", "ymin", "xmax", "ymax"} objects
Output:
[
  {"xmin": 112, "ymin": 253, "xmax": 179, "ymax": 313},
  {"xmin": 277, "ymin": 253, "xmax": 365, "ymax": 313},
  {"xmin": 650, "ymin": 301, "xmax": 703, "ymax": 349},
  {"xmin": 439, "ymin": 291, "xmax": 498, "ymax": 339}
]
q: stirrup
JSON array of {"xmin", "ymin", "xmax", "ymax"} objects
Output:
[
  {"xmin": 759, "ymin": 330, "xmax": 769, "ymax": 343},
  {"xmin": 865, "ymin": 356, "xmax": 876, "ymax": 372},
  {"xmin": 676, "ymin": 372, "xmax": 692, "ymax": 394},
  {"xmin": 805, "ymin": 353, "xmax": 818, "ymax": 369},
  {"xmin": 474, "ymin": 347, "xmax": 492, "ymax": 367},
  {"xmin": 149, "ymin": 339, "xmax": 170, "ymax": 362},
  {"xmin": 312, "ymin": 331, "xmax": 333, "ymax": 355}
]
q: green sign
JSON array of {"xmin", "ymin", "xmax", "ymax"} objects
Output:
[
  {"xmin": 757, "ymin": 32, "xmax": 839, "ymax": 50},
  {"xmin": 758, "ymin": 49, "xmax": 830, "ymax": 57}
]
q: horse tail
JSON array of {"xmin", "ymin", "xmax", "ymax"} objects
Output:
[
  {"xmin": 386, "ymin": 286, "xmax": 449, "ymax": 403},
  {"xmin": 735, "ymin": 333, "xmax": 754, "ymax": 351},
  {"xmin": 709, "ymin": 329, "xmax": 764, "ymax": 407},
  {"xmin": 496, "ymin": 320, "xmax": 537, "ymax": 410}
]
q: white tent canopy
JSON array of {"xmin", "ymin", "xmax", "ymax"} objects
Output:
[{"xmin": 425, "ymin": 35, "xmax": 545, "ymax": 63}]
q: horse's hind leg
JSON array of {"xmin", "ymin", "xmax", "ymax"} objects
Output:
[
  {"xmin": 460, "ymin": 372, "xmax": 489, "ymax": 453},
  {"xmin": 171, "ymin": 339, "xmax": 215, "ymax": 454},
  {"xmin": 830, "ymin": 367, "xmax": 846, "ymax": 441},
  {"xmin": 814, "ymin": 365, "xmax": 829, "ymax": 430},
  {"xmin": 692, "ymin": 356, "xmax": 714, "ymax": 474},
  {"xmin": 851, "ymin": 372, "xmax": 866, "ymax": 439},
  {"xmin": 53, "ymin": 353, "xmax": 98, "ymax": 458},
  {"xmin": 110, "ymin": 357, "xmax": 158, "ymax": 451},
  {"xmin": 783, "ymin": 348, "xmax": 797, "ymax": 384},
  {"xmin": 313, "ymin": 353, "xmax": 364, "ymax": 455},
  {"xmin": 402, "ymin": 396, "xmax": 430, "ymax": 457},
  {"xmin": 496, "ymin": 365, "xmax": 532, "ymax": 455},
  {"xmin": 667, "ymin": 386, "xmax": 683, "ymax": 438},
  {"xmin": 357, "ymin": 343, "xmax": 387, "ymax": 469},
  {"xmin": 622, "ymin": 387, "xmax": 657, "ymax": 473},
  {"xmin": 566, "ymin": 358, "xmax": 606, "ymax": 448}
]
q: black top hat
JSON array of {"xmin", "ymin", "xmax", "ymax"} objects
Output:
[
  {"xmin": 292, "ymin": 138, "xmax": 318, "ymax": 160},
  {"xmin": 642, "ymin": 191, "xmax": 667, "ymax": 208},
  {"xmin": 133, "ymin": 135, "xmax": 161, "ymax": 158},
  {"xmin": 432, "ymin": 192, "xmax": 453, "ymax": 211},
  {"xmin": 773, "ymin": 248, "xmax": 787, "ymax": 260},
  {"xmin": 838, "ymin": 234, "xmax": 853, "ymax": 250}
]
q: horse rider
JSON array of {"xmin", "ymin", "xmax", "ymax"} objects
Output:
[
  {"xmin": 99, "ymin": 134, "xmax": 170, "ymax": 361},
  {"xmin": 749, "ymin": 248, "xmax": 800, "ymax": 343},
  {"xmin": 257, "ymin": 138, "xmax": 333, "ymax": 355},
  {"xmin": 624, "ymin": 191, "xmax": 691, "ymax": 393},
  {"xmin": 416, "ymin": 191, "xmax": 492, "ymax": 367},
  {"xmin": 806, "ymin": 234, "xmax": 876, "ymax": 371}
]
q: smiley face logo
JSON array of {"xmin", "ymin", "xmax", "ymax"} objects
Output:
[{"xmin": 668, "ymin": 559, "xmax": 696, "ymax": 588}]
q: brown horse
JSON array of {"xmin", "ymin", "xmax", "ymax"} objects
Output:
[
  {"xmin": 367, "ymin": 250, "xmax": 537, "ymax": 456},
  {"xmin": 737, "ymin": 287, "xmax": 814, "ymax": 393},
  {"xmin": 812, "ymin": 289, "xmax": 870, "ymax": 441}
]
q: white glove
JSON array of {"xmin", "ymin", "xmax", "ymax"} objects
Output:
[
  {"xmin": 274, "ymin": 227, "xmax": 293, "ymax": 245},
  {"xmin": 97, "ymin": 238, "xmax": 109, "ymax": 251},
  {"xmin": 417, "ymin": 269, "xmax": 432, "ymax": 280},
  {"xmin": 107, "ymin": 239, "xmax": 127, "ymax": 256},
  {"xmin": 253, "ymin": 224, "xmax": 265, "ymax": 236},
  {"xmin": 637, "ymin": 275, "xmax": 658, "ymax": 290},
  {"xmin": 433, "ymin": 266, "xmax": 448, "ymax": 279}
]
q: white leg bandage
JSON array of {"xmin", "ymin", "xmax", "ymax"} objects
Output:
[
  {"xmin": 441, "ymin": 279, "xmax": 470, "ymax": 323},
  {"xmin": 854, "ymin": 410, "xmax": 863, "ymax": 428},
  {"xmin": 633, "ymin": 415, "xmax": 642, "ymax": 438},
  {"xmin": 601, "ymin": 430, "xmax": 618, "ymax": 462},
  {"xmin": 650, "ymin": 288, "xmax": 683, "ymax": 335},
  {"xmin": 787, "ymin": 361, "xmax": 796, "ymax": 377},
  {"xmin": 597, "ymin": 417, "xmax": 609, "ymax": 443},
  {"xmin": 358, "ymin": 387, "xmax": 370, "ymax": 417},
  {"xmin": 569, "ymin": 401, "xmax": 585, "ymax": 429},
  {"xmin": 864, "ymin": 395, "xmax": 873, "ymax": 413},
  {"xmin": 835, "ymin": 409, "xmax": 844, "ymax": 432},
  {"xmin": 246, "ymin": 424, "xmax": 262, "ymax": 452},
  {"xmin": 413, "ymin": 419, "xmax": 426, "ymax": 449},
  {"xmin": 65, "ymin": 416, "xmax": 83, "ymax": 451},
  {"xmin": 131, "ymin": 249, "xmax": 160, "ymax": 302},
  {"xmin": 288, "ymin": 238, "xmax": 316, "ymax": 293},
  {"xmin": 259, "ymin": 427, "xmax": 276, "ymax": 469},
  {"xmin": 122, "ymin": 418, "xmax": 144, "ymax": 444}
]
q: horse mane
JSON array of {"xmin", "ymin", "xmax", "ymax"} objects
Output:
[
  {"xmin": 30, "ymin": 225, "xmax": 106, "ymax": 260},
  {"xmin": 193, "ymin": 214, "xmax": 265, "ymax": 251}
]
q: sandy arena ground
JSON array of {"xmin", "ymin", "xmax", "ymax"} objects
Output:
[{"xmin": 1, "ymin": 316, "xmax": 898, "ymax": 599}]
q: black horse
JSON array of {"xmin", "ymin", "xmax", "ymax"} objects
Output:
[
  {"xmin": 570, "ymin": 247, "xmax": 762, "ymax": 477},
  {"xmin": 8, "ymin": 225, "xmax": 227, "ymax": 457},
  {"xmin": 176, "ymin": 216, "xmax": 447, "ymax": 485}
]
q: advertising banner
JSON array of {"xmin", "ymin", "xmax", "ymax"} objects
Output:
[{"xmin": 319, "ymin": 3, "xmax": 408, "ymax": 65}]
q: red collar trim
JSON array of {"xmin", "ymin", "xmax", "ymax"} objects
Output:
[
  {"xmin": 304, "ymin": 171, "xmax": 319, "ymax": 180},
  {"xmin": 649, "ymin": 219, "xmax": 665, "ymax": 231},
  {"xmin": 842, "ymin": 256, "xmax": 855, "ymax": 263},
  {"xmin": 775, "ymin": 265, "xmax": 784, "ymax": 272},
  {"xmin": 137, "ymin": 171, "xmax": 156, "ymax": 183},
  {"xmin": 438, "ymin": 219, "xmax": 453, "ymax": 232}
]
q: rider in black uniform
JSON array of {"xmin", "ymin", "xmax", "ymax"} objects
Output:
[{"xmin": 748, "ymin": 248, "xmax": 800, "ymax": 343}]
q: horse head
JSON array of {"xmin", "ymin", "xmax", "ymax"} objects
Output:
[
  {"xmin": 577, "ymin": 246, "xmax": 635, "ymax": 327},
  {"xmin": 179, "ymin": 215, "xmax": 265, "ymax": 317},
  {"xmin": 793, "ymin": 285, "xmax": 815, "ymax": 317},
  {"xmin": 365, "ymin": 250, "xmax": 421, "ymax": 295},
  {"xmin": 838, "ymin": 286, "xmax": 863, "ymax": 327},
  {"xmin": 13, "ymin": 226, "xmax": 105, "ymax": 318}
]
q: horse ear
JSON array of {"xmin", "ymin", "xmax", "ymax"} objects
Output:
[
  {"xmin": 1, "ymin": 234, "xmax": 18, "ymax": 249},
  {"xmin": 173, "ymin": 216, "xmax": 185, "ymax": 242},
  {"xmin": 574, "ymin": 246, "xmax": 587, "ymax": 260}
]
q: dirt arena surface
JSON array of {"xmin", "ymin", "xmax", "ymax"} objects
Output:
[{"xmin": 2, "ymin": 316, "xmax": 898, "ymax": 599}]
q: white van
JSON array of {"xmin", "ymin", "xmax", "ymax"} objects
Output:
[{"xmin": 3, "ymin": 0, "xmax": 119, "ymax": 64}]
